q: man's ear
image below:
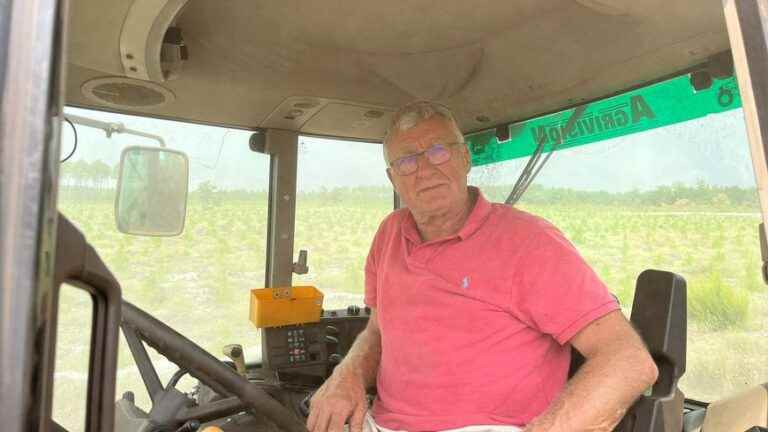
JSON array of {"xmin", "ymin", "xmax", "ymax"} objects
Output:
[
  {"xmin": 462, "ymin": 147, "xmax": 472, "ymax": 173},
  {"xmin": 386, "ymin": 168, "xmax": 395, "ymax": 188}
]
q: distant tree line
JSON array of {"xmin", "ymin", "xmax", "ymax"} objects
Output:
[
  {"xmin": 59, "ymin": 161, "xmax": 760, "ymax": 209},
  {"xmin": 485, "ymin": 181, "xmax": 759, "ymax": 209},
  {"xmin": 59, "ymin": 159, "xmax": 118, "ymax": 190}
]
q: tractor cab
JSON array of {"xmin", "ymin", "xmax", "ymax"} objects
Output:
[{"xmin": 2, "ymin": 1, "xmax": 768, "ymax": 432}]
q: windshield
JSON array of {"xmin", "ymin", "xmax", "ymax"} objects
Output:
[
  {"xmin": 54, "ymin": 75, "xmax": 766, "ymax": 429},
  {"xmin": 56, "ymin": 107, "xmax": 271, "ymax": 422},
  {"xmin": 293, "ymin": 137, "xmax": 392, "ymax": 308},
  {"xmin": 469, "ymin": 76, "xmax": 767, "ymax": 402},
  {"xmin": 54, "ymin": 108, "xmax": 395, "ymax": 429}
]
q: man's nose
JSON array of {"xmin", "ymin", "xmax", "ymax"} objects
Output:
[{"xmin": 414, "ymin": 153, "xmax": 439, "ymax": 177}]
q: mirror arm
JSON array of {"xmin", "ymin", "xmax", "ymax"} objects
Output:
[
  {"xmin": 122, "ymin": 127, "xmax": 166, "ymax": 148},
  {"xmin": 64, "ymin": 114, "xmax": 166, "ymax": 147}
]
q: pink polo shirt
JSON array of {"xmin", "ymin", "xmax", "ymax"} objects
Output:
[{"xmin": 364, "ymin": 187, "xmax": 618, "ymax": 431}]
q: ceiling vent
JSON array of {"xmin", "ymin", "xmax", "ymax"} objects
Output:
[{"xmin": 81, "ymin": 77, "xmax": 175, "ymax": 109}]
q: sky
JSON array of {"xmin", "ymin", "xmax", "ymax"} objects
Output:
[{"xmin": 60, "ymin": 106, "xmax": 758, "ymax": 194}]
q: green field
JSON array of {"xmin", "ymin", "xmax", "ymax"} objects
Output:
[{"xmin": 52, "ymin": 185, "xmax": 768, "ymax": 430}]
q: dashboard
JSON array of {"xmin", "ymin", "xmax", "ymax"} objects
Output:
[
  {"xmin": 262, "ymin": 305, "xmax": 371, "ymax": 379},
  {"xmin": 195, "ymin": 306, "xmax": 372, "ymax": 430}
]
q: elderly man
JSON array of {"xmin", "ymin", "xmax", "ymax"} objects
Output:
[{"xmin": 307, "ymin": 101, "xmax": 658, "ymax": 432}]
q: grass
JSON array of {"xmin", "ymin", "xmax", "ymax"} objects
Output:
[
  {"xmin": 688, "ymin": 270, "xmax": 751, "ymax": 330},
  {"xmin": 51, "ymin": 186, "xmax": 768, "ymax": 430}
]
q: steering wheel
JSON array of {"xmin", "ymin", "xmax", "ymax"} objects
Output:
[{"xmin": 120, "ymin": 301, "xmax": 307, "ymax": 432}]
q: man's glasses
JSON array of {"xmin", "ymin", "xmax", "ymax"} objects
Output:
[{"xmin": 388, "ymin": 142, "xmax": 464, "ymax": 176}]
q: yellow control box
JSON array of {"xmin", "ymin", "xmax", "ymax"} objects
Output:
[{"xmin": 249, "ymin": 286, "xmax": 324, "ymax": 328}]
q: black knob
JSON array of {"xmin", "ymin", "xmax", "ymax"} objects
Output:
[
  {"xmin": 347, "ymin": 305, "xmax": 361, "ymax": 316},
  {"xmin": 175, "ymin": 420, "xmax": 200, "ymax": 432},
  {"xmin": 330, "ymin": 310, "xmax": 338, "ymax": 317},
  {"xmin": 364, "ymin": 306, "xmax": 371, "ymax": 315},
  {"xmin": 122, "ymin": 391, "xmax": 135, "ymax": 403},
  {"xmin": 300, "ymin": 391, "xmax": 314, "ymax": 417}
]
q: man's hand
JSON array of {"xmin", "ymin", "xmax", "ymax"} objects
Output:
[
  {"xmin": 307, "ymin": 310, "xmax": 381, "ymax": 432},
  {"xmin": 307, "ymin": 366, "xmax": 368, "ymax": 432}
]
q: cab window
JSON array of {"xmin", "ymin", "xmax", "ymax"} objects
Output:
[
  {"xmin": 293, "ymin": 137, "xmax": 392, "ymax": 307},
  {"xmin": 58, "ymin": 106, "xmax": 270, "ymax": 412},
  {"xmin": 470, "ymin": 87, "xmax": 767, "ymax": 402}
]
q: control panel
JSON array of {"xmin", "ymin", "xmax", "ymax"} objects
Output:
[
  {"xmin": 286, "ymin": 328, "xmax": 309, "ymax": 363},
  {"xmin": 261, "ymin": 306, "xmax": 370, "ymax": 378}
]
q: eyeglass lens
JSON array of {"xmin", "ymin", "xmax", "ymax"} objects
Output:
[{"xmin": 393, "ymin": 143, "xmax": 452, "ymax": 175}]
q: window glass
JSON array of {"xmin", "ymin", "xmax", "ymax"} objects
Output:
[
  {"xmin": 58, "ymin": 106, "xmax": 269, "ymax": 411},
  {"xmin": 293, "ymin": 137, "xmax": 392, "ymax": 308},
  {"xmin": 470, "ymin": 107, "xmax": 767, "ymax": 402},
  {"xmin": 52, "ymin": 285, "xmax": 93, "ymax": 432}
]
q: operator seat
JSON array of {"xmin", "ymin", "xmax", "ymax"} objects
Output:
[
  {"xmin": 616, "ymin": 269, "xmax": 687, "ymax": 432},
  {"xmin": 570, "ymin": 269, "xmax": 687, "ymax": 432},
  {"xmin": 683, "ymin": 383, "xmax": 768, "ymax": 432}
]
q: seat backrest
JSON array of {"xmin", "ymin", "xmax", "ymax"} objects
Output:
[
  {"xmin": 701, "ymin": 383, "xmax": 768, "ymax": 432},
  {"xmin": 615, "ymin": 269, "xmax": 687, "ymax": 432}
]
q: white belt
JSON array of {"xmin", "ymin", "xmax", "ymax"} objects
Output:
[{"xmin": 362, "ymin": 411, "xmax": 522, "ymax": 432}]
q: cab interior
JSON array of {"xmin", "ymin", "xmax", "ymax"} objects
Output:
[{"xmin": 28, "ymin": 0, "xmax": 768, "ymax": 431}]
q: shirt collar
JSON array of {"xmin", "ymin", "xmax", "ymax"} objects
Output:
[
  {"xmin": 401, "ymin": 186, "xmax": 492, "ymax": 244},
  {"xmin": 401, "ymin": 210, "xmax": 422, "ymax": 244},
  {"xmin": 457, "ymin": 186, "xmax": 492, "ymax": 240}
]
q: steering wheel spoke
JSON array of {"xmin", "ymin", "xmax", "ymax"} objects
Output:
[
  {"xmin": 120, "ymin": 301, "xmax": 308, "ymax": 432},
  {"xmin": 121, "ymin": 322, "xmax": 164, "ymax": 403}
]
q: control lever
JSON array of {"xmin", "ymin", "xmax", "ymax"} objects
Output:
[
  {"xmin": 122, "ymin": 391, "xmax": 135, "ymax": 403},
  {"xmin": 300, "ymin": 390, "xmax": 316, "ymax": 417},
  {"xmin": 222, "ymin": 344, "xmax": 247, "ymax": 377},
  {"xmin": 174, "ymin": 420, "xmax": 200, "ymax": 432},
  {"xmin": 293, "ymin": 249, "xmax": 309, "ymax": 275},
  {"xmin": 326, "ymin": 353, "xmax": 343, "ymax": 378}
]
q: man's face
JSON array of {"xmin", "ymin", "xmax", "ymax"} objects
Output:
[{"xmin": 385, "ymin": 116, "xmax": 470, "ymax": 215}]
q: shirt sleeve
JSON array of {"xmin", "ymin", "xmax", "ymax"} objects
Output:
[{"xmin": 508, "ymin": 225, "xmax": 619, "ymax": 345}]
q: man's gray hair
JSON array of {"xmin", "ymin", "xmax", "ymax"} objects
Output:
[{"xmin": 383, "ymin": 101, "xmax": 464, "ymax": 162}]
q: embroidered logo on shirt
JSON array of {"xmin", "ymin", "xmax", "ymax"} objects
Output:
[{"xmin": 461, "ymin": 276, "xmax": 470, "ymax": 289}]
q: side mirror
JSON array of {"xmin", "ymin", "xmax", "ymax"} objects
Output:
[{"xmin": 115, "ymin": 146, "xmax": 189, "ymax": 236}]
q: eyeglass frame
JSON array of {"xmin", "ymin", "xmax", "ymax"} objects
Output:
[{"xmin": 386, "ymin": 141, "xmax": 466, "ymax": 176}]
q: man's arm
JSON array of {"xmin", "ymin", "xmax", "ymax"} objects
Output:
[
  {"xmin": 524, "ymin": 310, "xmax": 659, "ymax": 432},
  {"xmin": 307, "ymin": 309, "xmax": 381, "ymax": 432}
]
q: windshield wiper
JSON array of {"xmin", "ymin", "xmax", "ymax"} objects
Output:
[{"xmin": 505, "ymin": 104, "xmax": 588, "ymax": 205}]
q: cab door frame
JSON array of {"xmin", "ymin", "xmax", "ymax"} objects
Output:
[
  {"xmin": 723, "ymin": 0, "xmax": 768, "ymax": 282},
  {"xmin": 1, "ymin": 0, "xmax": 124, "ymax": 429},
  {"xmin": 0, "ymin": 0, "xmax": 67, "ymax": 431}
]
